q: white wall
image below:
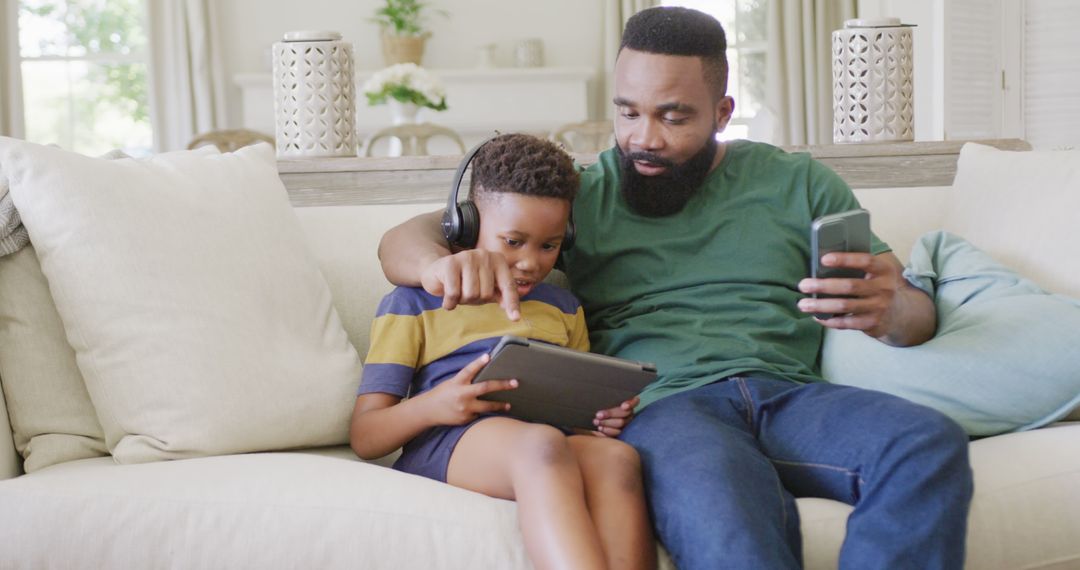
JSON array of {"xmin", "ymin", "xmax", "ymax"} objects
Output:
[
  {"xmin": 857, "ymin": 0, "xmax": 945, "ymax": 141},
  {"xmin": 216, "ymin": 0, "xmax": 607, "ymax": 128}
]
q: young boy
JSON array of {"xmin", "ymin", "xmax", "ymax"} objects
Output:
[{"xmin": 350, "ymin": 134, "xmax": 655, "ymax": 570}]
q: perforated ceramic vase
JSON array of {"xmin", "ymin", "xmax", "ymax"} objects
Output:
[
  {"xmin": 273, "ymin": 31, "xmax": 358, "ymax": 158},
  {"xmin": 832, "ymin": 18, "xmax": 915, "ymax": 144}
]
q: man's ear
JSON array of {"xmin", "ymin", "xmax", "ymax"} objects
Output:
[{"xmin": 715, "ymin": 96, "xmax": 735, "ymax": 132}]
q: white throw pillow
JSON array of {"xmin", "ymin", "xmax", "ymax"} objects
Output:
[
  {"xmin": 945, "ymin": 143, "xmax": 1080, "ymax": 299},
  {"xmin": 0, "ymin": 246, "xmax": 108, "ymax": 472},
  {"xmin": 1, "ymin": 138, "xmax": 362, "ymax": 464},
  {"xmin": 0, "ymin": 148, "xmax": 133, "ymax": 473}
]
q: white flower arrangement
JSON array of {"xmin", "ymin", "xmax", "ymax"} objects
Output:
[{"xmin": 362, "ymin": 63, "xmax": 448, "ymax": 111}]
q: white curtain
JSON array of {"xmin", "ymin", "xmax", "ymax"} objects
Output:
[
  {"xmin": 0, "ymin": 0, "xmax": 18, "ymax": 137},
  {"xmin": 766, "ymin": 0, "xmax": 856, "ymax": 146},
  {"xmin": 603, "ymin": 0, "xmax": 659, "ymax": 119},
  {"xmin": 148, "ymin": 0, "xmax": 227, "ymax": 151}
]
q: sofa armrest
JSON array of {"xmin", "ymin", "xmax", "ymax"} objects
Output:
[{"xmin": 0, "ymin": 377, "xmax": 23, "ymax": 479}]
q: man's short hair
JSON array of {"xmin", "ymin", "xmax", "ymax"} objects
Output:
[
  {"xmin": 619, "ymin": 6, "xmax": 729, "ymax": 98},
  {"xmin": 469, "ymin": 133, "xmax": 579, "ymax": 204}
]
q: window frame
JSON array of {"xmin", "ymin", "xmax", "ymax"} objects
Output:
[
  {"xmin": 5, "ymin": 0, "xmax": 154, "ymax": 152},
  {"xmin": 659, "ymin": 0, "xmax": 767, "ymax": 140},
  {"xmin": 2, "ymin": 0, "xmax": 27, "ymax": 138}
]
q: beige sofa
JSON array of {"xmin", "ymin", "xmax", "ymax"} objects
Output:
[{"xmin": 1, "ymin": 142, "xmax": 1078, "ymax": 569}]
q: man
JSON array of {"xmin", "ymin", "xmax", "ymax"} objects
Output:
[{"xmin": 378, "ymin": 7, "xmax": 972, "ymax": 569}]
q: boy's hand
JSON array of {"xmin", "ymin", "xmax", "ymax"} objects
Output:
[
  {"xmin": 420, "ymin": 249, "xmax": 522, "ymax": 321},
  {"xmin": 591, "ymin": 396, "xmax": 640, "ymax": 438},
  {"xmin": 418, "ymin": 354, "xmax": 518, "ymax": 426}
]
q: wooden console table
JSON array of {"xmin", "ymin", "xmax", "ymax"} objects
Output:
[{"xmin": 277, "ymin": 139, "xmax": 1031, "ymax": 207}]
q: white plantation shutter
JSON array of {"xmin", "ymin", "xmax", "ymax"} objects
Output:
[
  {"xmin": 944, "ymin": 0, "xmax": 1003, "ymax": 140},
  {"xmin": 1023, "ymin": 0, "xmax": 1080, "ymax": 149}
]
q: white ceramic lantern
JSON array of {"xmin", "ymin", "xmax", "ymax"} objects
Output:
[
  {"xmin": 832, "ymin": 18, "xmax": 915, "ymax": 144},
  {"xmin": 272, "ymin": 31, "xmax": 357, "ymax": 158}
]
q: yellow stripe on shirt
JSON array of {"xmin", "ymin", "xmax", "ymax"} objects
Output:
[{"xmin": 364, "ymin": 300, "xmax": 585, "ymax": 368}]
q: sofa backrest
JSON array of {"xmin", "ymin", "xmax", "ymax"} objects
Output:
[
  {"xmin": 852, "ymin": 185, "xmax": 950, "ymax": 264},
  {"xmin": 294, "ymin": 203, "xmax": 443, "ymax": 359}
]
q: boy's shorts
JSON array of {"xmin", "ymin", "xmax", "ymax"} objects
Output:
[
  {"xmin": 393, "ymin": 415, "xmax": 573, "ymax": 483},
  {"xmin": 393, "ymin": 419, "xmax": 486, "ymax": 483}
]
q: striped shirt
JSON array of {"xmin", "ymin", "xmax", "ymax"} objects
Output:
[{"xmin": 359, "ymin": 283, "xmax": 589, "ymax": 398}]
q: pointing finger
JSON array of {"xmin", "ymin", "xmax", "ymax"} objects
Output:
[{"xmin": 494, "ymin": 262, "xmax": 521, "ymax": 321}]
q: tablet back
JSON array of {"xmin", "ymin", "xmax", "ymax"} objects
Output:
[{"xmin": 472, "ymin": 336, "xmax": 657, "ymax": 431}]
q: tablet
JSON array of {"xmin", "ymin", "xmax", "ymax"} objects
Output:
[{"xmin": 472, "ymin": 336, "xmax": 657, "ymax": 431}]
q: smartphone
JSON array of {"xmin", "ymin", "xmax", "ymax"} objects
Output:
[{"xmin": 809, "ymin": 208, "xmax": 871, "ymax": 319}]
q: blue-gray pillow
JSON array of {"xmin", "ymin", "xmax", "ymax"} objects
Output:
[{"xmin": 821, "ymin": 230, "xmax": 1080, "ymax": 436}]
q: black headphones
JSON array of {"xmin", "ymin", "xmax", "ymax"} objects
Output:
[{"xmin": 441, "ymin": 136, "xmax": 576, "ymax": 251}]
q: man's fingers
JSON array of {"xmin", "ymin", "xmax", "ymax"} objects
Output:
[
  {"xmin": 478, "ymin": 265, "xmax": 496, "ymax": 303},
  {"xmin": 821, "ymin": 252, "xmax": 874, "ymax": 270},
  {"xmin": 440, "ymin": 265, "xmax": 462, "ymax": 311},
  {"xmin": 494, "ymin": 262, "xmax": 521, "ymax": 321},
  {"xmin": 799, "ymin": 276, "xmax": 866, "ymax": 297},
  {"xmin": 459, "ymin": 264, "xmax": 479, "ymax": 304}
]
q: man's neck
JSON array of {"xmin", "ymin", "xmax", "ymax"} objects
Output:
[{"xmin": 709, "ymin": 141, "xmax": 728, "ymax": 174}]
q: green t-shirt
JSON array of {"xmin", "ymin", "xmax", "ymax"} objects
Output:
[{"xmin": 561, "ymin": 140, "xmax": 889, "ymax": 409}]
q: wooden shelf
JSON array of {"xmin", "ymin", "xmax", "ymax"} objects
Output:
[{"xmin": 277, "ymin": 139, "xmax": 1031, "ymax": 207}]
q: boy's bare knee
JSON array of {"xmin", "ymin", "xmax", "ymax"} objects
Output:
[
  {"xmin": 589, "ymin": 438, "xmax": 644, "ymax": 493},
  {"xmin": 514, "ymin": 424, "xmax": 574, "ymax": 468}
]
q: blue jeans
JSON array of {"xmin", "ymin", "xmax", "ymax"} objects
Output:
[{"xmin": 620, "ymin": 376, "xmax": 973, "ymax": 570}]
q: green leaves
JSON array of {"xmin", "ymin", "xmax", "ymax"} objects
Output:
[{"xmin": 370, "ymin": 0, "xmax": 446, "ymax": 36}]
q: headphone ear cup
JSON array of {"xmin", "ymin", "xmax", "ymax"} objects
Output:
[
  {"xmin": 457, "ymin": 200, "xmax": 481, "ymax": 249},
  {"xmin": 562, "ymin": 213, "xmax": 576, "ymax": 252},
  {"xmin": 441, "ymin": 206, "xmax": 460, "ymax": 245}
]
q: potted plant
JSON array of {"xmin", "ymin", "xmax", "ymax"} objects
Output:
[
  {"xmin": 362, "ymin": 62, "xmax": 448, "ymax": 124},
  {"xmin": 371, "ymin": 0, "xmax": 444, "ymax": 65}
]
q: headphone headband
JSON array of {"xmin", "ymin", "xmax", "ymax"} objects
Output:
[
  {"xmin": 446, "ymin": 136, "xmax": 496, "ymax": 216},
  {"xmin": 441, "ymin": 134, "xmax": 575, "ymax": 251}
]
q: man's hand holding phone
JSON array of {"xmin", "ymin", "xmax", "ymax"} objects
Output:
[
  {"xmin": 798, "ymin": 208, "xmax": 925, "ymax": 341},
  {"xmin": 798, "ymin": 251, "xmax": 908, "ymax": 338}
]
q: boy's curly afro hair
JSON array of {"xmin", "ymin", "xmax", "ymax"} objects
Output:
[{"xmin": 469, "ymin": 133, "xmax": 579, "ymax": 204}]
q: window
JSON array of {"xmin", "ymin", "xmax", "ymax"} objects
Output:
[
  {"xmin": 660, "ymin": 0, "xmax": 767, "ymax": 141},
  {"xmin": 13, "ymin": 0, "xmax": 152, "ymax": 156}
]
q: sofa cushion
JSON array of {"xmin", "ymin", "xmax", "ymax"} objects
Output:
[
  {"xmin": 945, "ymin": 142, "xmax": 1080, "ymax": 298},
  {"xmin": 0, "ymin": 445, "xmax": 861, "ymax": 570},
  {"xmin": 0, "ymin": 139, "xmax": 362, "ymax": 464},
  {"xmin": 822, "ymin": 231, "xmax": 1080, "ymax": 436},
  {"xmin": 964, "ymin": 423, "xmax": 1080, "ymax": 569},
  {"xmin": 0, "ymin": 246, "xmax": 107, "ymax": 472},
  {"xmin": 0, "ymin": 449, "xmax": 532, "ymax": 569}
]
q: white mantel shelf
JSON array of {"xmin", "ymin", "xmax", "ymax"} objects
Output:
[{"xmin": 235, "ymin": 66, "xmax": 597, "ymax": 152}]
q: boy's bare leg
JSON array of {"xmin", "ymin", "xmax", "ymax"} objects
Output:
[
  {"xmin": 447, "ymin": 417, "xmax": 606, "ymax": 570},
  {"xmin": 569, "ymin": 436, "xmax": 657, "ymax": 570}
]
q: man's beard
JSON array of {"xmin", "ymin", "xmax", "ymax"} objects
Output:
[{"xmin": 616, "ymin": 135, "xmax": 718, "ymax": 217}]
